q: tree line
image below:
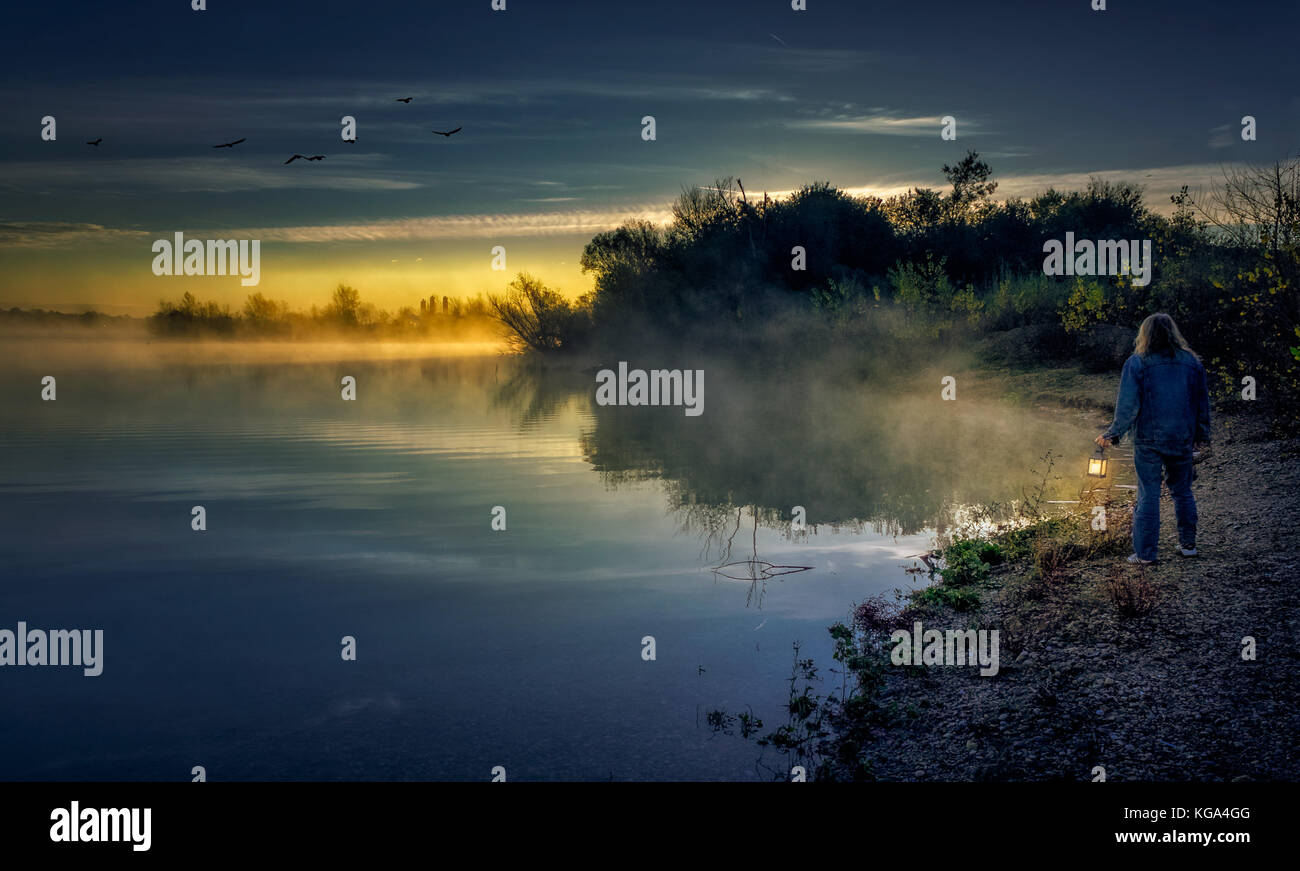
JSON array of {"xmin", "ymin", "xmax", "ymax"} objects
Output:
[
  {"xmin": 149, "ymin": 284, "xmax": 495, "ymax": 338},
  {"xmin": 489, "ymin": 152, "xmax": 1300, "ymax": 427}
]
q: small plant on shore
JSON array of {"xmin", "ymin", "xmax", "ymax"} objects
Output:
[
  {"xmin": 1020, "ymin": 449, "xmax": 1061, "ymax": 519},
  {"xmin": 853, "ymin": 593, "xmax": 902, "ymax": 634},
  {"xmin": 907, "ymin": 583, "xmax": 983, "ymax": 613},
  {"xmin": 1032, "ymin": 536, "xmax": 1070, "ymax": 583},
  {"xmin": 753, "ymin": 641, "xmax": 833, "ymax": 778},
  {"xmin": 707, "ymin": 616, "xmax": 894, "ymax": 781},
  {"xmin": 938, "ymin": 538, "xmax": 1005, "ymax": 586},
  {"xmin": 1105, "ymin": 564, "xmax": 1158, "ymax": 617}
]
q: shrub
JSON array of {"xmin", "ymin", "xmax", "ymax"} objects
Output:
[
  {"xmin": 1105, "ymin": 565, "xmax": 1158, "ymax": 617},
  {"xmin": 489, "ymin": 273, "xmax": 589, "ymax": 353}
]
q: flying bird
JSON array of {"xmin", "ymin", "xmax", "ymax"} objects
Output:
[
  {"xmin": 213, "ymin": 138, "xmax": 246, "ymax": 148},
  {"xmin": 86, "ymin": 138, "xmax": 102, "ymax": 146},
  {"xmin": 284, "ymin": 154, "xmax": 305, "ymax": 164},
  {"xmin": 396, "ymin": 97, "xmax": 413, "ymax": 103},
  {"xmin": 306, "ymin": 155, "xmax": 325, "ymax": 161},
  {"xmin": 431, "ymin": 126, "xmax": 462, "ymax": 137}
]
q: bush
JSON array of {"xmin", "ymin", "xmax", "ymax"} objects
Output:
[
  {"xmin": 938, "ymin": 538, "xmax": 1004, "ymax": 586},
  {"xmin": 489, "ymin": 273, "xmax": 590, "ymax": 353},
  {"xmin": 1105, "ymin": 565, "xmax": 1158, "ymax": 617}
]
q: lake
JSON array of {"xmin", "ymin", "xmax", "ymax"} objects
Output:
[{"xmin": 0, "ymin": 338, "xmax": 1106, "ymax": 781}]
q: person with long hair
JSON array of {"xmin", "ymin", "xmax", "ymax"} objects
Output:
[{"xmin": 1096, "ymin": 313, "xmax": 1211, "ymax": 564}]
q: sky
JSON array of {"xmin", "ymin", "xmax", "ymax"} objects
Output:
[{"xmin": 0, "ymin": 0, "xmax": 1296, "ymax": 314}]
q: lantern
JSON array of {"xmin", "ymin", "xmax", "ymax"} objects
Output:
[{"xmin": 1087, "ymin": 447, "xmax": 1108, "ymax": 478}]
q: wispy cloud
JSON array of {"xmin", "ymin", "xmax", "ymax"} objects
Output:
[
  {"xmin": 0, "ymin": 221, "xmax": 150, "ymax": 248},
  {"xmin": 1207, "ymin": 124, "xmax": 1236, "ymax": 149},
  {"xmin": 0, "ymin": 156, "xmax": 424, "ymax": 194},
  {"xmin": 787, "ymin": 113, "xmax": 963, "ymax": 137},
  {"xmin": 227, "ymin": 206, "xmax": 675, "ymax": 243},
  {"xmin": 764, "ymin": 163, "xmax": 1238, "ymax": 214},
  {"xmin": 993, "ymin": 163, "xmax": 1232, "ymax": 204}
]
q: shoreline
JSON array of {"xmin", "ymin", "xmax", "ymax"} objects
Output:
[{"xmin": 853, "ymin": 367, "xmax": 1299, "ymax": 781}]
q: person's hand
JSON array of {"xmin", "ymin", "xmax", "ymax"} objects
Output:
[{"xmin": 1094, "ymin": 434, "xmax": 1112, "ymax": 447}]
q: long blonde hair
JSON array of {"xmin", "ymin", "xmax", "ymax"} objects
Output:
[{"xmin": 1135, "ymin": 313, "xmax": 1196, "ymax": 358}]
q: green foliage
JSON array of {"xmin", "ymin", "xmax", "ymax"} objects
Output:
[
  {"xmin": 910, "ymin": 583, "xmax": 983, "ymax": 612},
  {"xmin": 1059, "ymin": 277, "xmax": 1110, "ymax": 333},
  {"xmin": 985, "ymin": 272, "xmax": 1066, "ymax": 330},
  {"xmin": 1202, "ymin": 241, "xmax": 1300, "ymax": 428},
  {"xmin": 938, "ymin": 538, "xmax": 1005, "ymax": 588},
  {"xmin": 810, "ymin": 275, "xmax": 869, "ymax": 319}
]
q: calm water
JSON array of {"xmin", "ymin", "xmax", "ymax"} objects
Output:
[{"xmin": 0, "ymin": 339, "xmax": 1102, "ymax": 781}]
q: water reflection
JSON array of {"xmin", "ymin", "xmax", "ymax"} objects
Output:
[
  {"xmin": 499, "ymin": 358, "xmax": 1100, "ymax": 537},
  {"xmin": 0, "ymin": 340, "xmax": 1111, "ymax": 781}
]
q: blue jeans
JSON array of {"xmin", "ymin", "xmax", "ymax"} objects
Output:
[{"xmin": 1132, "ymin": 445, "xmax": 1197, "ymax": 561}]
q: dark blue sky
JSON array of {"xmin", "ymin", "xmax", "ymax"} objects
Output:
[{"xmin": 1, "ymin": 0, "xmax": 1296, "ymax": 310}]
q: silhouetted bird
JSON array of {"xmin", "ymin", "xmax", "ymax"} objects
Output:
[
  {"xmin": 86, "ymin": 138, "xmax": 102, "ymax": 146},
  {"xmin": 213, "ymin": 138, "xmax": 246, "ymax": 148},
  {"xmin": 431, "ymin": 127, "xmax": 462, "ymax": 137},
  {"xmin": 284, "ymin": 154, "xmax": 305, "ymax": 164},
  {"xmin": 306, "ymin": 155, "xmax": 325, "ymax": 161},
  {"xmin": 396, "ymin": 97, "xmax": 413, "ymax": 103}
]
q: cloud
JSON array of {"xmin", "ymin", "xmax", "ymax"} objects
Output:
[
  {"xmin": 763, "ymin": 163, "xmax": 1239, "ymax": 215},
  {"xmin": 0, "ymin": 221, "xmax": 150, "ymax": 248},
  {"xmin": 993, "ymin": 163, "xmax": 1230, "ymax": 205},
  {"xmin": 226, "ymin": 206, "xmax": 675, "ymax": 243},
  {"xmin": 787, "ymin": 113, "xmax": 961, "ymax": 137},
  {"xmin": 0, "ymin": 156, "xmax": 423, "ymax": 194},
  {"xmin": 1207, "ymin": 124, "xmax": 1235, "ymax": 149}
]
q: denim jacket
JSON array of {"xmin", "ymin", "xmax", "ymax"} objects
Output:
[{"xmin": 1103, "ymin": 350, "xmax": 1210, "ymax": 451}]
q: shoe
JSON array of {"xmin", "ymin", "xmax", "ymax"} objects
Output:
[
  {"xmin": 1127, "ymin": 554, "xmax": 1156, "ymax": 565},
  {"xmin": 1178, "ymin": 546, "xmax": 1198, "ymax": 557}
]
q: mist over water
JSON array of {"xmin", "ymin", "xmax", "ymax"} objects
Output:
[{"xmin": 0, "ymin": 339, "xmax": 1105, "ymax": 780}]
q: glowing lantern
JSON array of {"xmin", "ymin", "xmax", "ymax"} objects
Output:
[{"xmin": 1087, "ymin": 447, "xmax": 1109, "ymax": 478}]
